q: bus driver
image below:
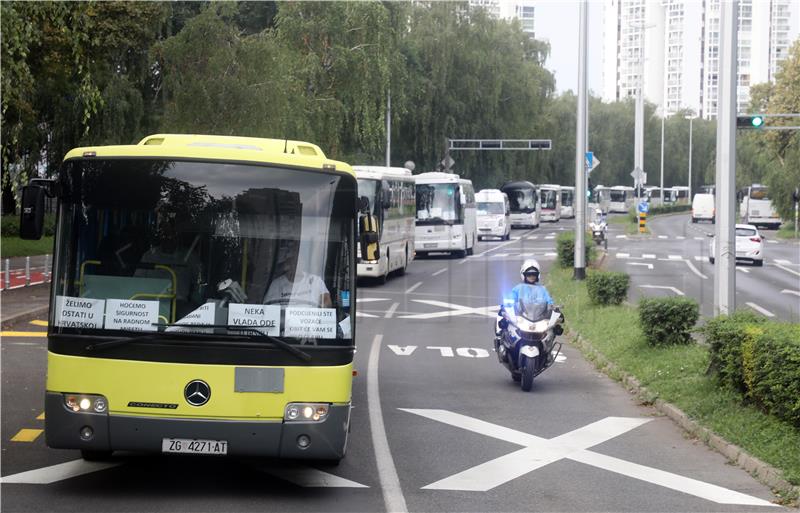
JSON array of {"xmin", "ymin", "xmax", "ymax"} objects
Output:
[{"xmin": 263, "ymin": 245, "xmax": 332, "ymax": 308}]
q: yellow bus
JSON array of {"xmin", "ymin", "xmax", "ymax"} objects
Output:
[{"xmin": 19, "ymin": 134, "xmax": 365, "ymax": 462}]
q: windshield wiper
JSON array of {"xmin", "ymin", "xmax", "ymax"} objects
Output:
[{"xmin": 83, "ymin": 330, "xmax": 246, "ymax": 351}]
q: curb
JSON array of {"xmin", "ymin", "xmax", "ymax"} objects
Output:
[
  {"xmin": 570, "ymin": 333, "xmax": 800, "ymax": 505},
  {"xmin": 1, "ymin": 305, "xmax": 50, "ymax": 329}
]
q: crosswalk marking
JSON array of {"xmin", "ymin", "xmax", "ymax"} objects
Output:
[
  {"xmin": 642, "ymin": 254, "xmax": 656, "ymax": 259},
  {"xmin": 1, "ymin": 459, "xmax": 121, "ymax": 484}
]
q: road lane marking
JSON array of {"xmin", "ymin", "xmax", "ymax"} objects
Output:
[
  {"xmin": 667, "ymin": 255, "xmax": 683, "ymax": 260},
  {"xmin": 627, "ymin": 263, "xmax": 653, "ymax": 270},
  {"xmin": 694, "ymin": 237, "xmax": 704, "ymax": 240},
  {"xmin": 384, "ymin": 303, "xmax": 399, "ymax": 319},
  {"xmin": 0, "ymin": 331, "xmax": 47, "ymax": 337},
  {"xmin": 10, "ymin": 429, "xmax": 43, "ymax": 442},
  {"xmin": 368, "ymin": 335, "xmax": 408, "ymax": 513},
  {"xmin": 36, "ymin": 412, "xmax": 45, "ymax": 420},
  {"xmin": 781, "ymin": 289, "xmax": 800, "ymax": 297},
  {"xmin": 398, "ymin": 300, "xmax": 496, "ymax": 320},
  {"xmin": 694, "ymin": 256, "xmax": 705, "ymax": 261},
  {"xmin": 658, "ymin": 235, "xmax": 668, "ymax": 239},
  {"xmin": 774, "ymin": 259, "xmax": 792, "ymax": 265},
  {"xmin": 405, "ymin": 282, "xmax": 422, "ymax": 294},
  {"xmin": 400, "ymin": 409, "xmax": 774, "ymax": 506},
  {"xmin": 491, "ymin": 253, "xmax": 509, "ymax": 258},
  {"xmin": 30, "ymin": 320, "xmax": 48, "ymax": 327},
  {"xmin": 544, "ymin": 235, "xmax": 555, "ymax": 240},
  {"xmin": 431, "ymin": 268, "xmax": 448, "ymax": 277},
  {"xmin": 676, "ymin": 236, "xmax": 685, "ymax": 240},
  {"xmin": 526, "ymin": 236, "xmax": 539, "ymax": 240},
  {"xmin": 746, "ymin": 302, "xmax": 775, "ymax": 317},
  {"xmin": 356, "ymin": 312, "xmax": 379, "ymax": 318},
  {"xmin": 258, "ymin": 463, "xmax": 368, "ymax": 488},
  {"xmin": 685, "ymin": 260, "xmax": 708, "ymax": 279},
  {"xmin": 616, "ymin": 253, "xmax": 630, "ymax": 259},
  {"xmin": 0, "ymin": 459, "xmax": 122, "ymax": 484},
  {"xmin": 642, "ymin": 254, "xmax": 656, "ymax": 259},
  {"xmin": 736, "ymin": 267, "xmax": 750, "ymax": 274},
  {"xmin": 511, "ymin": 236, "xmax": 521, "ymax": 240},
  {"xmin": 472, "ymin": 229, "xmax": 534, "ymax": 258},
  {"xmin": 766, "ymin": 240, "xmax": 777, "ymax": 244},
  {"xmin": 640, "ymin": 285, "xmax": 685, "ymax": 296},
  {"xmin": 774, "ymin": 263, "xmax": 800, "ymax": 278},
  {"xmin": 616, "ymin": 235, "xmax": 627, "ymax": 239},
  {"xmin": 544, "ymin": 252, "xmax": 557, "ymax": 257}
]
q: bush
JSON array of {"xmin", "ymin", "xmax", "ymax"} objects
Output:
[
  {"xmin": 638, "ymin": 296, "xmax": 699, "ymax": 346},
  {"xmin": 701, "ymin": 313, "xmax": 800, "ymax": 427},
  {"xmin": 586, "ymin": 271, "xmax": 629, "ymax": 305},
  {"xmin": 700, "ymin": 311, "xmax": 766, "ymax": 392},
  {"xmin": 556, "ymin": 231, "xmax": 595, "ymax": 268},
  {"xmin": 1, "ymin": 214, "xmax": 56, "ymax": 237}
]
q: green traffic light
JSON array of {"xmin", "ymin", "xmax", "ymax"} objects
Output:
[{"xmin": 752, "ymin": 116, "xmax": 764, "ymax": 128}]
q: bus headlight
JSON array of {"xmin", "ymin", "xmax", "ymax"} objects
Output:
[
  {"xmin": 64, "ymin": 394, "xmax": 109, "ymax": 413},
  {"xmin": 284, "ymin": 403, "xmax": 329, "ymax": 422}
]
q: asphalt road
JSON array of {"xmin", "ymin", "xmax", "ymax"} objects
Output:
[
  {"xmin": 604, "ymin": 213, "xmax": 800, "ymax": 322},
  {"xmin": 0, "ymin": 217, "xmax": 789, "ymax": 511}
]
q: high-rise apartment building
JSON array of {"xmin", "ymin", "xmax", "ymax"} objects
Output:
[
  {"xmin": 468, "ymin": 0, "xmax": 536, "ymax": 38},
  {"xmin": 602, "ymin": 0, "xmax": 799, "ymax": 119}
]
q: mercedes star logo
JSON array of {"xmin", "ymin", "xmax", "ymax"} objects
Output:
[{"xmin": 184, "ymin": 380, "xmax": 211, "ymax": 406}]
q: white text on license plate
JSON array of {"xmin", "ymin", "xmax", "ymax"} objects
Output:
[{"xmin": 162, "ymin": 438, "xmax": 228, "ymax": 455}]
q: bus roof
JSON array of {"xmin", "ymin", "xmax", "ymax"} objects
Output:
[
  {"xmin": 501, "ymin": 180, "xmax": 536, "ymax": 189},
  {"xmin": 63, "ymin": 134, "xmax": 353, "ymax": 176},
  {"xmin": 414, "ymin": 172, "xmax": 470, "ymax": 184},
  {"xmin": 353, "ymin": 166, "xmax": 414, "ymax": 181},
  {"xmin": 538, "ymin": 184, "xmax": 561, "ymax": 190},
  {"xmin": 561, "ymin": 186, "xmax": 575, "ymax": 191},
  {"xmin": 476, "ymin": 189, "xmax": 506, "ymax": 201},
  {"xmin": 610, "ymin": 185, "xmax": 634, "ymax": 191}
]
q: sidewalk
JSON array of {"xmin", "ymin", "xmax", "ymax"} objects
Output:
[{"xmin": 1, "ymin": 282, "xmax": 51, "ymax": 327}]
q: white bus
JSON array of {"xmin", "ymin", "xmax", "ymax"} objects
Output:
[
  {"xmin": 608, "ymin": 185, "xmax": 635, "ymax": 213},
  {"xmin": 539, "ymin": 184, "xmax": 562, "ymax": 222},
  {"xmin": 501, "ymin": 181, "xmax": 540, "ymax": 228},
  {"xmin": 355, "ymin": 166, "xmax": 416, "ymax": 282},
  {"xmin": 644, "ymin": 186, "xmax": 662, "ymax": 206},
  {"xmin": 415, "ymin": 172, "xmax": 477, "ymax": 257},
  {"xmin": 560, "ymin": 186, "xmax": 575, "ymax": 218},
  {"xmin": 739, "ymin": 184, "xmax": 782, "ymax": 229}
]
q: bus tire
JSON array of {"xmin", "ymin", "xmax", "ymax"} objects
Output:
[
  {"xmin": 81, "ymin": 449, "xmax": 113, "ymax": 461},
  {"xmin": 397, "ymin": 247, "xmax": 408, "ymax": 276}
]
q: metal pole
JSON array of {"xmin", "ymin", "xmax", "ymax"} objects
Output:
[
  {"xmin": 688, "ymin": 117, "xmax": 693, "ymax": 201},
  {"xmin": 386, "ymin": 90, "xmax": 391, "ymax": 167},
  {"xmin": 4, "ymin": 258, "xmax": 9, "ymax": 289},
  {"xmin": 25, "ymin": 256, "xmax": 31, "ymax": 286},
  {"xmin": 660, "ymin": 115, "xmax": 665, "ymax": 206},
  {"xmin": 45, "ymin": 254, "xmax": 51, "ymax": 280},
  {"xmin": 574, "ymin": 0, "xmax": 588, "ymax": 280},
  {"xmin": 714, "ymin": 0, "xmax": 738, "ymax": 316}
]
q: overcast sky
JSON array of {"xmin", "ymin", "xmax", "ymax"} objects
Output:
[{"xmin": 533, "ymin": 0, "xmax": 604, "ymax": 95}]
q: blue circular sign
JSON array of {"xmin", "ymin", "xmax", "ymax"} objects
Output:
[{"xmin": 638, "ymin": 201, "xmax": 649, "ymax": 213}]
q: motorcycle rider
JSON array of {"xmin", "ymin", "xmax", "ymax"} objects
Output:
[{"xmin": 508, "ymin": 258, "xmax": 553, "ymax": 307}]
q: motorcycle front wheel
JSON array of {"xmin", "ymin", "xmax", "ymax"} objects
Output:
[{"xmin": 520, "ymin": 356, "xmax": 536, "ymax": 391}]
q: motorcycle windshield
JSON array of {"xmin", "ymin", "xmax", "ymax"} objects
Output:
[{"xmin": 515, "ymin": 299, "xmax": 550, "ymax": 323}]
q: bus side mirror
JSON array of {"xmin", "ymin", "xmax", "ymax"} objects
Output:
[
  {"xmin": 20, "ymin": 185, "xmax": 46, "ymax": 240},
  {"xmin": 381, "ymin": 190, "xmax": 392, "ymax": 210},
  {"xmin": 736, "ymin": 191, "xmax": 744, "ymax": 202}
]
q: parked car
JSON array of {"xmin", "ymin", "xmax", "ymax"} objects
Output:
[{"xmin": 708, "ymin": 224, "xmax": 764, "ymax": 266}]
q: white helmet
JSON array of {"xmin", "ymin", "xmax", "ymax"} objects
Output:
[{"xmin": 520, "ymin": 259, "xmax": 541, "ymax": 282}]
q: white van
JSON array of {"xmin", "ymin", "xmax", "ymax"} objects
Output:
[
  {"xmin": 691, "ymin": 193, "xmax": 715, "ymax": 223},
  {"xmin": 476, "ymin": 189, "xmax": 510, "ymax": 240}
]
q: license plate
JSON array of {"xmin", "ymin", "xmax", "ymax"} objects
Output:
[
  {"xmin": 423, "ymin": 243, "xmax": 437, "ymax": 248},
  {"xmin": 162, "ymin": 438, "xmax": 228, "ymax": 455}
]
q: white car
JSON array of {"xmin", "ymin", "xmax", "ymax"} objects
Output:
[{"xmin": 708, "ymin": 224, "xmax": 764, "ymax": 266}]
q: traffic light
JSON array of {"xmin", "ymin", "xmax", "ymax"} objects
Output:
[
  {"xmin": 736, "ymin": 115, "xmax": 765, "ymax": 129},
  {"xmin": 587, "ymin": 178, "xmax": 594, "ymax": 200}
]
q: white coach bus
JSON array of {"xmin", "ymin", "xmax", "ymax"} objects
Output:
[
  {"xmin": 414, "ymin": 172, "xmax": 477, "ymax": 258},
  {"xmin": 355, "ymin": 166, "xmax": 416, "ymax": 282},
  {"xmin": 539, "ymin": 184, "xmax": 562, "ymax": 222}
]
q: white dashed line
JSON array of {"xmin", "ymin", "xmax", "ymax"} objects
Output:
[
  {"xmin": 640, "ymin": 285, "xmax": 684, "ymax": 296},
  {"xmin": 432, "ymin": 268, "xmax": 448, "ymax": 277},
  {"xmin": 658, "ymin": 235, "xmax": 668, "ymax": 239},
  {"xmin": 642, "ymin": 254, "xmax": 656, "ymax": 259},
  {"xmin": 667, "ymin": 255, "xmax": 683, "ymax": 260},
  {"xmin": 616, "ymin": 253, "xmax": 630, "ymax": 259},
  {"xmin": 780, "ymin": 289, "xmax": 800, "ymax": 297},
  {"xmin": 746, "ymin": 302, "xmax": 775, "ymax": 317},
  {"xmin": 405, "ymin": 282, "xmax": 422, "ymax": 294}
]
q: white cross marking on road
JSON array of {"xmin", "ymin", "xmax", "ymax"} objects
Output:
[
  {"xmin": 397, "ymin": 300, "xmax": 497, "ymax": 320},
  {"xmin": 400, "ymin": 409, "xmax": 776, "ymax": 506}
]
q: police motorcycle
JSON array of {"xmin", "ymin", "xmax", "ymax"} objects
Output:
[
  {"xmin": 589, "ymin": 209, "xmax": 608, "ymax": 248},
  {"xmin": 494, "ymin": 262, "xmax": 565, "ymax": 392}
]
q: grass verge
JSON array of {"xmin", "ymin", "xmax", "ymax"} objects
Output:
[
  {"xmin": 609, "ymin": 214, "xmax": 648, "ymax": 235},
  {"xmin": 0, "ymin": 237, "xmax": 55, "ymax": 259},
  {"xmin": 545, "ymin": 265, "xmax": 800, "ymax": 496},
  {"xmin": 776, "ymin": 222, "xmax": 799, "ymax": 240}
]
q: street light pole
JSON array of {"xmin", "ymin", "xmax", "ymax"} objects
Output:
[
  {"xmin": 574, "ymin": 0, "xmax": 588, "ymax": 280},
  {"xmin": 714, "ymin": 0, "xmax": 738, "ymax": 316},
  {"xmin": 660, "ymin": 114, "xmax": 665, "ymax": 206},
  {"xmin": 688, "ymin": 116, "xmax": 693, "ymax": 201}
]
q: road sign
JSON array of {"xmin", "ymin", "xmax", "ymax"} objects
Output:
[
  {"xmin": 630, "ymin": 167, "xmax": 646, "ymax": 187},
  {"xmin": 440, "ymin": 155, "xmax": 455, "ymax": 171},
  {"xmin": 637, "ymin": 201, "xmax": 649, "ymax": 214},
  {"xmin": 585, "ymin": 152, "xmax": 600, "ymax": 173}
]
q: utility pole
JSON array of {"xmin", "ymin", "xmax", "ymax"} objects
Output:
[
  {"xmin": 660, "ymin": 114, "xmax": 664, "ymax": 206},
  {"xmin": 574, "ymin": 0, "xmax": 588, "ymax": 280},
  {"xmin": 385, "ymin": 90, "xmax": 391, "ymax": 167},
  {"xmin": 714, "ymin": 0, "xmax": 738, "ymax": 316},
  {"xmin": 688, "ymin": 115, "xmax": 694, "ymax": 200}
]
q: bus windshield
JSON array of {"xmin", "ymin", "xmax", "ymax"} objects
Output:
[
  {"xmin": 561, "ymin": 191, "xmax": 573, "ymax": 207},
  {"xmin": 610, "ymin": 190, "xmax": 627, "ymax": 202},
  {"xmin": 505, "ymin": 188, "xmax": 537, "ymax": 213},
  {"xmin": 541, "ymin": 190, "xmax": 558, "ymax": 209},
  {"xmin": 416, "ymin": 183, "xmax": 460, "ymax": 224},
  {"xmin": 357, "ymin": 178, "xmax": 381, "ymax": 220},
  {"xmin": 51, "ymin": 159, "xmax": 355, "ymax": 346},
  {"xmin": 750, "ymin": 187, "xmax": 769, "ymax": 200},
  {"xmin": 477, "ymin": 202, "xmax": 505, "ymax": 215}
]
